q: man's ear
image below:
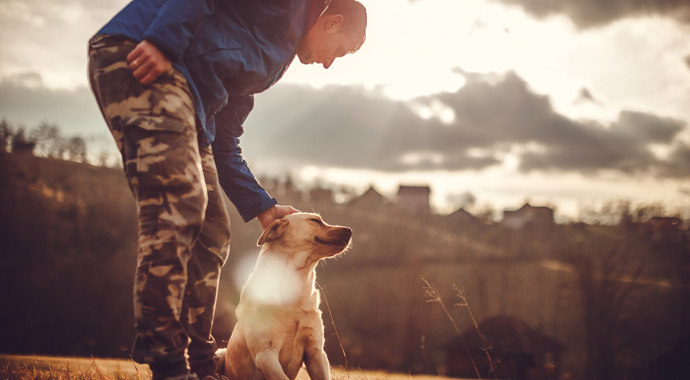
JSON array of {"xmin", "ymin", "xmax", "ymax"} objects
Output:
[
  {"xmin": 326, "ymin": 14, "xmax": 344, "ymax": 30},
  {"xmin": 257, "ymin": 219, "xmax": 289, "ymax": 246}
]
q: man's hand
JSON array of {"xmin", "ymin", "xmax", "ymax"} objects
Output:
[
  {"xmin": 257, "ymin": 205, "xmax": 300, "ymax": 230},
  {"xmin": 127, "ymin": 40, "xmax": 172, "ymax": 85}
]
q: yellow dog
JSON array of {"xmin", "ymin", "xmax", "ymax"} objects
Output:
[{"xmin": 216, "ymin": 213, "xmax": 352, "ymax": 380}]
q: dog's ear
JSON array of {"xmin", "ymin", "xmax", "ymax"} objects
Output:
[{"xmin": 257, "ymin": 218, "xmax": 289, "ymax": 246}]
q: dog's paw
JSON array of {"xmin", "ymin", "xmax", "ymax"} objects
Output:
[{"xmin": 214, "ymin": 348, "xmax": 226, "ymax": 373}]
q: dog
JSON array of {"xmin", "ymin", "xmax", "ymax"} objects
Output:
[{"xmin": 216, "ymin": 212, "xmax": 352, "ymax": 380}]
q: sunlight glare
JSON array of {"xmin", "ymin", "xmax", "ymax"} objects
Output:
[
  {"xmin": 233, "ymin": 253, "xmax": 259, "ymax": 293},
  {"xmin": 400, "ymin": 151, "xmax": 445, "ymax": 166},
  {"xmin": 282, "ymin": 0, "xmax": 484, "ymax": 99},
  {"xmin": 648, "ymin": 143, "xmax": 673, "ymax": 161},
  {"xmin": 408, "ymin": 99, "xmax": 456, "ymax": 124}
]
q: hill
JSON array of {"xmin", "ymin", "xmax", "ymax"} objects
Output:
[{"xmin": 1, "ymin": 151, "xmax": 689, "ymax": 380}]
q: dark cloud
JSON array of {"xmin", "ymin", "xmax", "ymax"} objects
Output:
[
  {"xmin": 243, "ymin": 70, "xmax": 688, "ymax": 176},
  {"xmin": 0, "ymin": 72, "xmax": 106, "ymax": 138},
  {"xmin": 488, "ymin": 0, "xmax": 690, "ymax": 28},
  {"xmin": 666, "ymin": 142, "xmax": 690, "ymax": 175},
  {"xmin": 573, "ymin": 88, "xmax": 601, "ymax": 105},
  {"xmin": 2, "ymin": 68, "xmax": 688, "ymax": 178},
  {"xmin": 412, "ymin": 71, "xmax": 685, "ymax": 175}
]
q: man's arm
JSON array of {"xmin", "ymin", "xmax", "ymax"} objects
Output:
[
  {"xmin": 212, "ymin": 95, "xmax": 298, "ymax": 227},
  {"xmin": 256, "ymin": 205, "xmax": 300, "ymax": 230},
  {"xmin": 126, "ymin": 0, "xmax": 219, "ymax": 85},
  {"xmin": 142, "ymin": 0, "xmax": 219, "ymax": 62}
]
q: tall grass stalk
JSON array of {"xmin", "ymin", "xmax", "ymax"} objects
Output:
[
  {"xmin": 421, "ymin": 278, "xmax": 500, "ymax": 380},
  {"xmin": 317, "ymin": 282, "xmax": 349, "ymax": 377},
  {"xmin": 451, "ymin": 285, "xmax": 508, "ymax": 379}
]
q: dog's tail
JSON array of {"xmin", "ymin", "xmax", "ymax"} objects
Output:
[{"xmin": 214, "ymin": 348, "xmax": 227, "ymax": 374}]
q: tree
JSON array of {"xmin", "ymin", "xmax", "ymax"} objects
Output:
[
  {"xmin": 0, "ymin": 119, "xmax": 13, "ymax": 152},
  {"xmin": 67, "ymin": 137, "xmax": 87, "ymax": 163},
  {"xmin": 563, "ymin": 226, "xmax": 648, "ymax": 380},
  {"xmin": 10, "ymin": 127, "xmax": 35, "ymax": 154},
  {"xmin": 30, "ymin": 122, "xmax": 65, "ymax": 159}
]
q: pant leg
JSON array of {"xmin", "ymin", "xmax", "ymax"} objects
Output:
[
  {"xmin": 184, "ymin": 145, "xmax": 232, "ymax": 377},
  {"xmin": 88, "ymin": 35, "xmax": 207, "ymax": 376}
]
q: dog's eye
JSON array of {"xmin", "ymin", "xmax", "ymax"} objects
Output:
[{"xmin": 309, "ymin": 218, "xmax": 324, "ymax": 226}]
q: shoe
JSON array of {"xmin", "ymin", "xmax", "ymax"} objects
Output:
[
  {"xmin": 162, "ymin": 374, "xmax": 199, "ymax": 380},
  {"xmin": 212, "ymin": 348, "xmax": 226, "ymax": 375},
  {"xmin": 199, "ymin": 375, "xmax": 229, "ymax": 380}
]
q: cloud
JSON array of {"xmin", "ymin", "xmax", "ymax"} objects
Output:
[
  {"xmin": 0, "ymin": 0, "xmax": 118, "ymax": 22},
  {"xmin": 573, "ymin": 88, "xmax": 601, "ymax": 105},
  {"xmin": 0, "ymin": 72, "xmax": 106, "ymax": 138},
  {"xmin": 0, "ymin": 0, "xmax": 127, "ymax": 88},
  {"xmin": 487, "ymin": 0, "xmax": 690, "ymax": 29},
  {"xmin": 243, "ymin": 70, "xmax": 688, "ymax": 176},
  {"xmin": 412, "ymin": 71, "xmax": 686, "ymax": 175},
  {"xmin": 666, "ymin": 141, "xmax": 690, "ymax": 176},
  {"xmin": 2, "ymin": 66, "xmax": 687, "ymax": 178}
]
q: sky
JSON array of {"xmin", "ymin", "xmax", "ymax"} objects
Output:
[{"xmin": 1, "ymin": 0, "xmax": 690, "ymax": 221}]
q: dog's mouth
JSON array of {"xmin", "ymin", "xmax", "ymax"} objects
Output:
[
  {"xmin": 315, "ymin": 236, "xmax": 350, "ymax": 246},
  {"xmin": 314, "ymin": 236, "xmax": 331, "ymax": 245},
  {"xmin": 314, "ymin": 227, "xmax": 352, "ymax": 249}
]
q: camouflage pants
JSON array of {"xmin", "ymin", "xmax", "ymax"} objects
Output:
[{"xmin": 88, "ymin": 35, "xmax": 231, "ymax": 378}]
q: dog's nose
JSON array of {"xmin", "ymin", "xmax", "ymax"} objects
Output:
[{"xmin": 343, "ymin": 227, "xmax": 352, "ymax": 235}]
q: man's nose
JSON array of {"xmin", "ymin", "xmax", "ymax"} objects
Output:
[{"xmin": 323, "ymin": 58, "xmax": 335, "ymax": 69}]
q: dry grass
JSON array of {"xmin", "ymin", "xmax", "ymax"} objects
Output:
[
  {"xmin": 0, "ymin": 278, "xmax": 490, "ymax": 380},
  {"xmin": 0, "ymin": 355, "xmax": 150, "ymax": 380},
  {"xmin": 0, "ymin": 355, "xmax": 465, "ymax": 380}
]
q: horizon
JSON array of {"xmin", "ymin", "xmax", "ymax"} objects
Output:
[{"xmin": 2, "ymin": 143, "xmax": 684, "ymax": 226}]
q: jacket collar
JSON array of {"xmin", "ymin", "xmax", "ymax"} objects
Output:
[{"xmin": 303, "ymin": 0, "xmax": 330, "ymax": 39}]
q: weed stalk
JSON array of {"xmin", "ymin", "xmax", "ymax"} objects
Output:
[
  {"xmin": 317, "ymin": 282, "xmax": 349, "ymax": 378},
  {"xmin": 422, "ymin": 277, "xmax": 502, "ymax": 380}
]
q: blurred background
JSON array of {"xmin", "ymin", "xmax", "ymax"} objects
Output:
[{"xmin": 1, "ymin": 0, "xmax": 690, "ymax": 379}]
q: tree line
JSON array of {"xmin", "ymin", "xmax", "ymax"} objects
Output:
[{"xmin": 0, "ymin": 119, "xmax": 103, "ymax": 165}]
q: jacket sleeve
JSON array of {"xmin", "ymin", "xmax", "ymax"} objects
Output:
[
  {"xmin": 142, "ymin": 0, "xmax": 218, "ymax": 61},
  {"xmin": 211, "ymin": 95, "xmax": 277, "ymax": 223}
]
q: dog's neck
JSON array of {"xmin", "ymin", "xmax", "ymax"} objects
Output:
[{"xmin": 241, "ymin": 245, "xmax": 320, "ymax": 306}]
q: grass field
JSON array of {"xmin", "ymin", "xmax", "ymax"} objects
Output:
[
  {"xmin": 0, "ymin": 355, "xmax": 465, "ymax": 380},
  {"xmin": 0, "ymin": 354, "xmax": 149, "ymax": 379}
]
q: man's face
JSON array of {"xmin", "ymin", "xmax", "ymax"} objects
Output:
[{"xmin": 297, "ymin": 14, "xmax": 361, "ymax": 69}]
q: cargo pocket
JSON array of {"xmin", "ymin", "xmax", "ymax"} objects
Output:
[
  {"xmin": 122, "ymin": 122, "xmax": 204, "ymax": 190},
  {"xmin": 126, "ymin": 67, "xmax": 196, "ymax": 134},
  {"xmin": 121, "ymin": 70, "xmax": 203, "ymax": 190}
]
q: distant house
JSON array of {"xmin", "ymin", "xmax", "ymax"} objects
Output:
[
  {"xmin": 633, "ymin": 216, "xmax": 685, "ymax": 242},
  {"xmin": 12, "ymin": 140, "xmax": 35, "ymax": 156},
  {"xmin": 648, "ymin": 216, "xmax": 683, "ymax": 232},
  {"xmin": 309, "ymin": 187, "xmax": 333, "ymax": 203},
  {"xmin": 447, "ymin": 207, "xmax": 478, "ymax": 224},
  {"xmin": 349, "ymin": 186, "xmax": 387, "ymax": 209},
  {"xmin": 501, "ymin": 203, "xmax": 555, "ymax": 230},
  {"xmin": 396, "ymin": 185, "xmax": 430, "ymax": 214},
  {"xmin": 270, "ymin": 175, "xmax": 302, "ymax": 199},
  {"xmin": 443, "ymin": 316, "xmax": 565, "ymax": 380}
]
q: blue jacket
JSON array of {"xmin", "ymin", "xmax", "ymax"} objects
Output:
[{"xmin": 98, "ymin": 0, "xmax": 326, "ymax": 222}]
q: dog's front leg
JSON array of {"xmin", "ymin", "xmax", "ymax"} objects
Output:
[
  {"xmin": 305, "ymin": 349, "xmax": 331, "ymax": 380},
  {"xmin": 255, "ymin": 350, "xmax": 290, "ymax": 380}
]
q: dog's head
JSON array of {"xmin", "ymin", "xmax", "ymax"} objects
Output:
[{"xmin": 257, "ymin": 212, "xmax": 352, "ymax": 257}]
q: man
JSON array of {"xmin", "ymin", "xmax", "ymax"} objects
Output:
[{"xmin": 87, "ymin": 1, "xmax": 367, "ymax": 380}]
